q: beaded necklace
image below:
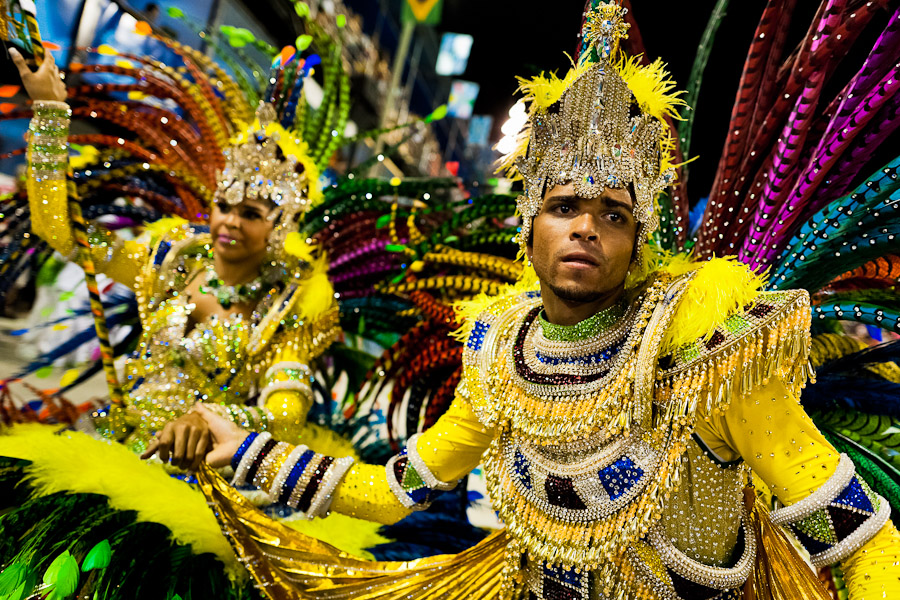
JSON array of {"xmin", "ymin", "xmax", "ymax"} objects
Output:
[
  {"xmin": 537, "ymin": 301, "xmax": 625, "ymax": 342},
  {"xmin": 200, "ymin": 263, "xmax": 269, "ymax": 309}
]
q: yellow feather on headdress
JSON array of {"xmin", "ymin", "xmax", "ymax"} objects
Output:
[
  {"xmin": 615, "ymin": 55, "xmax": 686, "ymax": 173},
  {"xmin": 496, "ymin": 58, "xmax": 592, "ymax": 180},
  {"xmin": 614, "ymin": 55, "xmax": 686, "ymax": 122},
  {"xmin": 497, "ymin": 52, "xmax": 685, "ymax": 181}
]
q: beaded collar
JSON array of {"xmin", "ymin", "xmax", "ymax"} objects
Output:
[{"xmin": 537, "ymin": 301, "xmax": 625, "ymax": 342}]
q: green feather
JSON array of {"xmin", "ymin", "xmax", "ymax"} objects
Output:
[
  {"xmin": 43, "ymin": 551, "xmax": 79, "ymax": 599},
  {"xmin": 80, "ymin": 541, "xmax": 111, "ymax": 573}
]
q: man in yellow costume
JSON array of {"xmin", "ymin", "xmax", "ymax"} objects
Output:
[{"xmin": 191, "ymin": 3, "xmax": 900, "ymax": 599}]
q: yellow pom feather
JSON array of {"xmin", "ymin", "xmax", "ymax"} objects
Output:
[
  {"xmin": 0, "ymin": 425, "xmax": 243, "ymax": 581},
  {"xmin": 143, "ymin": 216, "xmax": 190, "ymax": 243},
  {"xmin": 284, "ymin": 232, "xmax": 316, "ymax": 262},
  {"xmin": 452, "ymin": 262, "xmax": 540, "ymax": 342},
  {"xmin": 661, "ymin": 257, "xmax": 766, "ymax": 352},
  {"xmin": 294, "ymin": 253, "xmax": 336, "ymax": 320},
  {"xmin": 614, "ymin": 55, "xmax": 686, "ymax": 122}
]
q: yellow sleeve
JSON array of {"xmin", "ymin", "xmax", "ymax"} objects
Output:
[
  {"xmin": 212, "ymin": 346, "xmax": 312, "ymax": 443},
  {"xmin": 232, "ymin": 395, "xmax": 492, "ymax": 525},
  {"xmin": 27, "ymin": 100, "xmax": 146, "ymax": 289},
  {"xmin": 695, "ymin": 378, "xmax": 839, "ymax": 503},
  {"xmin": 330, "ymin": 394, "xmax": 494, "ymax": 525},
  {"xmin": 696, "ymin": 379, "xmax": 900, "ymax": 599}
]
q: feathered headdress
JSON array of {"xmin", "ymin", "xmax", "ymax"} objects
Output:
[{"xmin": 498, "ymin": 0, "xmax": 685, "ymax": 254}]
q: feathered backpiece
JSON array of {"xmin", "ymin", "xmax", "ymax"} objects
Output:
[{"xmin": 498, "ymin": 0, "xmax": 685, "ymax": 254}]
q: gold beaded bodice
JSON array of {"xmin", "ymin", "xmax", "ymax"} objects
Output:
[
  {"xmin": 460, "ymin": 273, "xmax": 811, "ymax": 599},
  {"xmin": 96, "ymin": 228, "xmax": 341, "ymax": 453}
]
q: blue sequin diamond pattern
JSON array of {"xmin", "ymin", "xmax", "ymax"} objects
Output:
[
  {"xmin": 514, "ymin": 449, "xmax": 533, "ymax": 490},
  {"xmin": 832, "ymin": 477, "xmax": 875, "ymax": 513},
  {"xmin": 598, "ymin": 456, "xmax": 644, "ymax": 501},
  {"xmin": 467, "ymin": 320, "xmax": 490, "ymax": 352}
]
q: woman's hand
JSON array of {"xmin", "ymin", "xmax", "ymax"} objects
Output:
[
  {"xmin": 141, "ymin": 410, "xmax": 211, "ymax": 471},
  {"xmin": 193, "ymin": 404, "xmax": 250, "ymax": 468},
  {"xmin": 8, "ymin": 47, "xmax": 67, "ymax": 103}
]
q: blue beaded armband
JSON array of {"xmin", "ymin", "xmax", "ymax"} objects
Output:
[{"xmin": 231, "ymin": 432, "xmax": 258, "ymax": 471}]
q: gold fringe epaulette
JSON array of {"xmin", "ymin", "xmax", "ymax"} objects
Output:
[{"xmin": 656, "ymin": 289, "xmax": 814, "ymax": 422}]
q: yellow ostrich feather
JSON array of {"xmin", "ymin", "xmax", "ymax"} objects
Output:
[
  {"xmin": 0, "ymin": 424, "xmax": 243, "ymax": 581},
  {"xmin": 614, "ymin": 55, "xmax": 686, "ymax": 122},
  {"xmin": 294, "ymin": 253, "xmax": 336, "ymax": 321},
  {"xmin": 661, "ymin": 256, "xmax": 767, "ymax": 353},
  {"xmin": 143, "ymin": 216, "xmax": 190, "ymax": 242}
]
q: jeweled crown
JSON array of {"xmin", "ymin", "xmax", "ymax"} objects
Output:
[
  {"xmin": 503, "ymin": 1, "xmax": 683, "ymax": 251},
  {"xmin": 216, "ymin": 103, "xmax": 310, "ymax": 213}
]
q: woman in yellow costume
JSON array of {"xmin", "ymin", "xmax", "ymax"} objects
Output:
[
  {"xmin": 183, "ymin": 2, "xmax": 900, "ymax": 599},
  {"xmin": 7, "ymin": 42, "xmax": 340, "ymax": 461},
  {"xmin": 0, "ymin": 7, "xmax": 498, "ymax": 598}
]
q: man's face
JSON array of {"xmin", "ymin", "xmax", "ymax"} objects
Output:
[{"xmin": 527, "ymin": 183, "xmax": 637, "ymax": 304}]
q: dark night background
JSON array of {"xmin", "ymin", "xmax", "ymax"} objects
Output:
[
  {"xmin": 434, "ymin": 0, "xmax": 824, "ymax": 203},
  {"xmin": 236, "ymin": 0, "xmax": 898, "ymax": 201}
]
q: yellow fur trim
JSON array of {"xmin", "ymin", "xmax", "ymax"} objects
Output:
[
  {"xmin": 0, "ymin": 424, "xmax": 242, "ymax": 581},
  {"xmin": 661, "ymin": 256, "xmax": 766, "ymax": 353}
]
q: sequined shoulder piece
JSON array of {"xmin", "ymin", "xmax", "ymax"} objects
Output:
[
  {"xmin": 458, "ymin": 290, "xmax": 542, "ymax": 428},
  {"xmin": 136, "ymin": 227, "xmax": 211, "ymax": 315},
  {"xmin": 657, "ymin": 289, "xmax": 813, "ymax": 414}
]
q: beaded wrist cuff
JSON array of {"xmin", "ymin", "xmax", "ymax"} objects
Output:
[
  {"xmin": 29, "ymin": 102, "xmax": 71, "ymax": 181},
  {"xmin": 259, "ymin": 444, "xmax": 355, "ymax": 518},
  {"xmin": 216, "ymin": 404, "xmax": 270, "ymax": 432},
  {"xmin": 257, "ymin": 361, "xmax": 314, "ymax": 408},
  {"xmin": 771, "ymin": 454, "xmax": 891, "ymax": 567},
  {"xmin": 231, "ymin": 432, "xmax": 258, "ymax": 470},
  {"xmin": 231, "ymin": 432, "xmax": 273, "ymax": 487},
  {"xmin": 385, "ymin": 434, "xmax": 457, "ymax": 510}
]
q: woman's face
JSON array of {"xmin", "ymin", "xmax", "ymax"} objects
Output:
[{"xmin": 209, "ymin": 199, "xmax": 275, "ymax": 263}]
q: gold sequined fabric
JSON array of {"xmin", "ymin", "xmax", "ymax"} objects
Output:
[
  {"xmin": 101, "ymin": 234, "xmax": 342, "ymax": 452},
  {"xmin": 198, "ymin": 464, "xmax": 506, "ymax": 599}
]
